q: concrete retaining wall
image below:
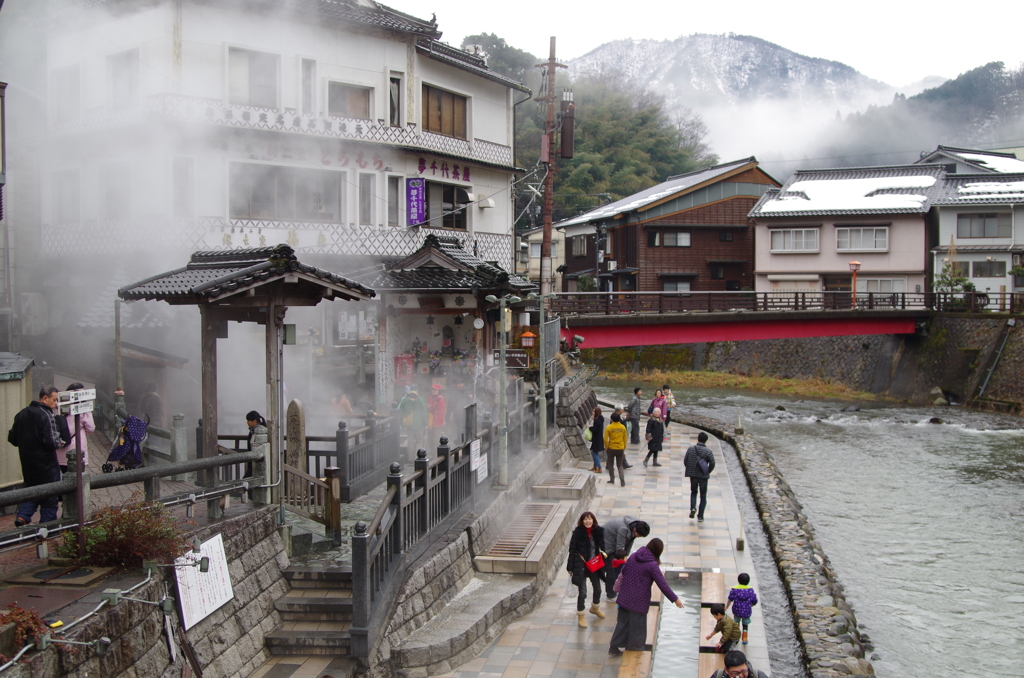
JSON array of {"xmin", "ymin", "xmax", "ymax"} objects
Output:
[
  {"xmin": 6, "ymin": 506, "xmax": 287, "ymax": 678},
  {"xmin": 673, "ymin": 412, "xmax": 874, "ymax": 678}
]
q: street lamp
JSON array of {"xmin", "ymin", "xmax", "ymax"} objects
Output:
[
  {"xmin": 484, "ymin": 293, "xmax": 521, "ymax": 487},
  {"xmin": 849, "ymin": 261, "xmax": 861, "ymax": 308}
]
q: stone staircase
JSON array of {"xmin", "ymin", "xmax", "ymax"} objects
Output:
[{"xmin": 264, "ymin": 565, "xmax": 355, "ymax": 657}]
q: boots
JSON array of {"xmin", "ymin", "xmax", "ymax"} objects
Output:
[
  {"xmin": 577, "ymin": 611, "xmax": 587, "ymax": 628},
  {"xmin": 589, "ymin": 604, "xmax": 606, "ymax": 619},
  {"xmin": 742, "ymin": 628, "xmax": 748, "ymax": 644}
]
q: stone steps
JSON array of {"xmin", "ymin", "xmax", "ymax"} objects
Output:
[
  {"xmin": 266, "ymin": 565, "xmax": 355, "ymax": 655},
  {"xmin": 283, "ymin": 565, "xmax": 353, "ymax": 589},
  {"xmin": 264, "ymin": 629, "xmax": 352, "ymax": 656}
]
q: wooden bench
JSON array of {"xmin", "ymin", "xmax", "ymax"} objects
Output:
[
  {"xmin": 618, "ymin": 650, "xmax": 652, "ymax": 678},
  {"xmin": 699, "ymin": 606, "xmax": 720, "ymax": 652},
  {"xmin": 698, "ymin": 652, "xmax": 726, "ymax": 676},
  {"xmin": 701, "ymin": 571, "xmax": 725, "ymax": 607}
]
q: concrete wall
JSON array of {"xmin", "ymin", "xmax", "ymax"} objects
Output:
[
  {"xmin": 674, "ymin": 412, "xmax": 875, "ymax": 678},
  {"xmin": 5, "ymin": 506, "xmax": 287, "ymax": 678}
]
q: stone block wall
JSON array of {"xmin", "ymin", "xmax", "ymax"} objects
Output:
[
  {"xmin": 5, "ymin": 506, "xmax": 287, "ymax": 678},
  {"xmin": 673, "ymin": 412, "xmax": 874, "ymax": 678}
]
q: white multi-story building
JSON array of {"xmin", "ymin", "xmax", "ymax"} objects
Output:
[{"xmin": 37, "ymin": 0, "xmax": 526, "ymax": 265}]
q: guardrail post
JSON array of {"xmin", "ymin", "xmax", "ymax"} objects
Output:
[
  {"xmin": 251, "ymin": 424, "xmax": 269, "ymax": 505},
  {"xmin": 325, "ymin": 467, "xmax": 342, "ymax": 546},
  {"xmin": 170, "ymin": 414, "xmax": 189, "ymax": 482},
  {"xmin": 464, "ymin": 403, "xmax": 477, "ymax": 442},
  {"xmin": 336, "ymin": 421, "xmax": 350, "ymax": 502},
  {"xmin": 61, "ymin": 470, "xmax": 90, "ymax": 523},
  {"xmin": 364, "ymin": 411, "xmax": 377, "ymax": 468},
  {"xmin": 144, "ymin": 475, "xmax": 161, "ymax": 501},
  {"xmin": 351, "ymin": 520, "xmax": 369, "ymax": 657},
  {"xmin": 387, "ymin": 462, "xmax": 402, "ymax": 554},
  {"xmin": 414, "ymin": 449, "xmax": 429, "ymax": 537},
  {"xmin": 437, "ymin": 436, "xmax": 451, "ymax": 515},
  {"xmin": 195, "ymin": 419, "xmax": 204, "ymax": 486}
]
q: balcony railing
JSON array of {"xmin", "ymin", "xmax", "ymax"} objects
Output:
[{"xmin": 51, "ymin": 94, "xmax": 515, "ymax": 169}]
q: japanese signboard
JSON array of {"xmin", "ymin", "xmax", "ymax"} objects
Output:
[
  {"xmin": 175, "ymin": 533, "xmax": 234, "ymax": 630},
  {"xmin": 407, "ymin": 178, "xmax": 426, "ymax": 226},
  {"xmin": 492, "ymin": 350, "xmax": 529, "ymax": 369}
]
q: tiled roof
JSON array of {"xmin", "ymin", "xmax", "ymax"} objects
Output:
[
  {"xmin": 917, "ymin": 145, "xmax": 1024, "ymax": 174},
  {"xmin": 361, "ymin": 234, "xmax": 534, "ymax": 291},
  {"xmin": 750, "ymin": 164, "xmax": 946, "ymax": 217},
  {"xmin": 931, "ymin": 173, "xmax": 1024, "ymax": 205},
  {"xmin": 416, "ymin": 40, "xmax": 530, "ymax": 93},
  {"xmin": 120, "ymin": 245, "xmax": 375, "ymax": 302},
  {"xmin": 556, "ymin": 158, "xmax": 758, "ymax": 228},
  {"xmin": 79, "ymin": 269, "xmax": 176, "ymax": 328}
]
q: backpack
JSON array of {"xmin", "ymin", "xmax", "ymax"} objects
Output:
[{"xmin": 107, "ymin": 415, "xmax": 148, "ymax": 468}]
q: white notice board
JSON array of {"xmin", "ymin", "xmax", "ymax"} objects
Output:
[
  {"xmin": 175, "ymin": 533, "xmax": 234, "ymax": 630},
  {"xmin": 470, "ymin": 439, "xmax": 482, "ymax": 470}
]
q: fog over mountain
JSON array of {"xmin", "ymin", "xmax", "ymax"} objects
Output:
[{"xmin": 567, "ymin": 33, "xmax": 948, "ymax": 164}]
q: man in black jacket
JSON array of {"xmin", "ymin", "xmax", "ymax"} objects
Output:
[
  {"xmin": 8, "ymin": 387, "xmax": 65, "ymax": 526},
  {"xmin": 711, "ymin": 650, "xmax": 769, "ymax": 678},
  {"xmin": 683, "ymin": 431, "xmax": 716, "ymax": 522},
  {"xmin": 626, "ymin": 388, "xmax": 643, "ymax": 446}
]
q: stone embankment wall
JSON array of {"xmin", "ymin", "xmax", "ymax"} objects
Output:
[
  {"xmin": 585, "ymin": 314, "xmax": 1024, "ymax": 407},
  {"xmin": 675, "ymin": 412, "xmax": 874, "ymax": 678},
  {"xmin": 8, "ymin": 506, "xmax": 287, "ymax": 678},
  {"xmin": 374, "ymin": 372, "xmax": 600, "ymax": 678}
]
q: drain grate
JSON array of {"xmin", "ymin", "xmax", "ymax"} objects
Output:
[
  {"xmin": 536, "ymin": 473, "xmax": 579, "ymax": 487},
  {"xmin": 0, "ymin": 587, "xmax": 91, "ymax": 618},
  {"xmin": 483, "ymin": 504, "xmax": 556, "ymax": 558}
]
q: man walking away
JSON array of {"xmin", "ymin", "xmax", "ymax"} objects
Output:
[
  {"xmin": 683, "ymin": 431, "xmax": 716, "ymax": 522},
  {"xmin": 602, "ymin": 516, "xmax": 650, "ymax": 599},
  {"xmin": 603, "ymin": 413, "xmax": 628, "ymax": 487},
  {"xmin": 8, "ymin": 387, "xmax": 65, "ymax": 526},
  {"xmin": 626, "ymin": 388, "xmax": 643, "ymax": 446}
]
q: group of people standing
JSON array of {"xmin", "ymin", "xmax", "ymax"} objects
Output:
[{"xmin": 397, "ymin": 381, "xmax": 471, "ymax": 454}]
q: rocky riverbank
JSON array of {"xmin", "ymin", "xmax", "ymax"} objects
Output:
[{"xmin": 674, "ymin": 411, "xmax": 875, "ymax": 678}]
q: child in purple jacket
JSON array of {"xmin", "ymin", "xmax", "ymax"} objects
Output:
[{"xmin": 725, "ymin": 572, "xmax": 758, "ymax": 644}]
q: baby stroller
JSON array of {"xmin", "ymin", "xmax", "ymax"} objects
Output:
[{"xmin": 103, "ymin": 414, "xmax": 148, "ymax": 473}]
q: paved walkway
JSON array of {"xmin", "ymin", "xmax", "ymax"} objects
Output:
[{"xmin": 249, "ymin": 424, "xmax": 770, "ymax": 678}]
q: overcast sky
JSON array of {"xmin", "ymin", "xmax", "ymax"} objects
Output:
[{"xmin": 388, "ymin": 0, "xmax": 1022, "ymax": 86}]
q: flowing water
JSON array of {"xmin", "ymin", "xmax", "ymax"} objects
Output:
[{"xmin": 594, "ymin": 381, "xmax": 1024, "ymax": 678}]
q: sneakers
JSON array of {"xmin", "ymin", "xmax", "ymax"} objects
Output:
[
  {"xmin": 698, "ymin": 516, "xmax": 704, "ymax": 522},
  {"xmin": 608, "ymin": 648, "xmax": 623, "ymax": 657},
  {"xmin": 689, "ymin": 509, "xmax": 696, "ymax": 519},
  {"xmin": 13, "ymin": 517, "xmax": 28, "ymax": 528},
  {"xmin": 623, "ymin": 463, "xmax": 633, "ymax": 469},
  {"xmin": 607, "ymin": 479, "xmax": 616, "ymax": 484},
  {"xmin": 652, "ymin": 462, "xmax": 662, "ymax": 467}
]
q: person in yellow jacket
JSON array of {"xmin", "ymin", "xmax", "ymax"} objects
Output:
[{"xmin": 603, "ymin": 412, "xmax": 628, "ymax": 487}]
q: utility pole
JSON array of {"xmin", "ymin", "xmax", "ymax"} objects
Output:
[{"xmin": 537, "ymin": 37, "xmax": 565, "ymax": 297}]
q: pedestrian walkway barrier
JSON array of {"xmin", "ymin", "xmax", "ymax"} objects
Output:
[{"xmin": 472, "ymin": 501, "xmax": 576, "ymax": 574}]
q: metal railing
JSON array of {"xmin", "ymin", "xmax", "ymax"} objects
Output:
[
  {"xmin": 300, "ymin": 414, "xmax": 402, "ymax": 503},
  {"xmin": 350, "ymin": 437, "xmax": 476, "ymax": 658},
  {"xmin": 549, "ymin": 290, "xmax": 1024, "ymax": 315}
]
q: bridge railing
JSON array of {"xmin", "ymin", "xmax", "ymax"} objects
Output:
[{"xmin": 550, "ymin": 291, "xmax": 1024, "ymax": 315}]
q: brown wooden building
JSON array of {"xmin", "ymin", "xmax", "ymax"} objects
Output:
[{"xmin": 555, "ymin": 158, "xmax": 780, "ymax": 293}]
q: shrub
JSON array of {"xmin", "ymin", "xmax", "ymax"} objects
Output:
[
  {"xmin": 55, "ymin": 493, "xmax": 190, "ymax": 570},
  {"xmin": 0, "ymin": 604, "xmax": 47, "ymax": 662}
]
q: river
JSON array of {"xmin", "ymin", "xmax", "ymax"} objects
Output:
[{"xmin": 593, "ymin": 380, "xmax": 1024, "ymax": 678}]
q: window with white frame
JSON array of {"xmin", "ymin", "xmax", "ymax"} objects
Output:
[
  {"xmin": 359, "ymin": 174, "xmax": 375, "ymax": 225},
  {"xmin": 328, "ymin": 82, "xmax": 371, "ymax": 119},
  {"xmin": 109, "ymin": 49, "xmax": 139, "ymax": 110},
  {"xmin": 228, "ymin": 48, "xmax": 278, "ymax": 108},
  {"xmin": 770, "ymin": 228, "xmax": 818, "ymax": 252},
  {"xmin": 957, "ymin": 213, "xmax": 1011, "ymax": 238},
  {"xmin": 530, "ymin": 242, "xmax": 559, "ymax": 258},
  {"xmin": 387, "ymin": 176, "xmax": 402, "ymax": 226},
  {"xmin": 301, "ymin": 59, "xmax": 316, "ymax": 115},
  {"xmin": 572, "ymin": 236, "xmax": 587, "ymax": 257},
  {"xmin": 389, "ymin": 76, "xmax": 402, "ymax": 127},
  {"xmin": 647, "ymin": 231, "xmax": 691, "ymax": 247},
  {"xmin": 230, "ymin": 163, "xmax": 343, "ymax": 222},
  {"xmin": 662, "ymin": 280, "xmax": 691, "ymax": 292},
  {"xmin": 837, "ymin": 226, "xmax": 888, "ymax": 251},
  {"xmin": 857, "ymin": 278, "xmax": 906, "ymax": 293}
]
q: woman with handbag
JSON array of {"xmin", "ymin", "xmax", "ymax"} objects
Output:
[
  {"xmin": 588, "ymin": 407, "xmax": 605, "ymax": 473},
  {"xmin": 566, "ymin": 511, "xmax": 607, "ymax": 628},
  {"xmin": 608, "ymin": 538, "xmax": 683, "ymax": 656}
]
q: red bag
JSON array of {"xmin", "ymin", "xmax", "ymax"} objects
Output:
[{"xmin": 582, "ymin": 553, "xmax": 605, "ymax": 573}]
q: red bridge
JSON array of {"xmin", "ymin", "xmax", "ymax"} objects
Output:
[{"xmin": 551, "ymin": 291, "xmax": 1022, "ymax": 349}]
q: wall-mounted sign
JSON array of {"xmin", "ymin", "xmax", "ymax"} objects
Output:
[
  {"xmin": 175, "ymin": 533, "xmax": 234, "ymax": 630},
  {"xmin": 407, "ymin": 178, "xmax": 426, "ymax": 226},
  {"xmin": 493, "ymin": 349, "xmax": 529, "ymax": 369}
]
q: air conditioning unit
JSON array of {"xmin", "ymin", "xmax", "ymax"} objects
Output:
[
  {"xmin": 606, "ymin": 260, "xmax": 617, "ymax": 271},
  {"xmin": 20, "ymin": 292, "xmax": 49, "ymax": 336}
]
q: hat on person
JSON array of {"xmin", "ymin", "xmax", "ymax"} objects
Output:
[{"xmin": 431, "ymin": 384, "xmax": 442, "ymax": 390}]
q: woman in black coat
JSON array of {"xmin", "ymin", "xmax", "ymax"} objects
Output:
[
  {"xmin": 643, "ymin": 407, "xmax": 665, "ymax": 467},
  {"xmin": 566, "ymin": 511, "xmax": 607, "ymax": 628}
]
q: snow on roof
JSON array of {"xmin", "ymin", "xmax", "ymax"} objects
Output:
[
  {"xmin": 758, "ymin": 175, "xmax": 936, "ymax": 213},
  {"xmin": 956, "ymin": 153, "xmax": 1024, "ymax": 174},
  {"xmin": 959, "ymin": 181, "xmax": 1024, "ymax": 195},
  {"xmin": 555, "ymin": 158, "xmax": 755, "ymax": 228}
]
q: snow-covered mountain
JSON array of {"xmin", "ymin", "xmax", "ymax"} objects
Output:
[{"xmin": 567, "ymin": 33, "xmax": 946, "ymax": 162}]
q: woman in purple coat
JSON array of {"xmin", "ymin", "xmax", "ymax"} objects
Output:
[{"xmin": 608, "ymin": 538, "xmax": 683, "ymax": 656}]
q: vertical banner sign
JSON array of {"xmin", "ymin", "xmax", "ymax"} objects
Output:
[
  {"xmin": 175, "ymin": 533, "xmax": 234, "ymax": 630},
  {"xmin": 407, "ymin": 178, "xmax": 426, "ymax": 226}
]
